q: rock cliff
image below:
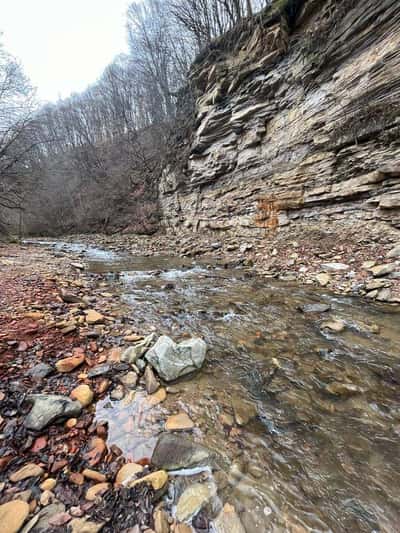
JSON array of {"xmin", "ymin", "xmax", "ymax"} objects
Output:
[{"xmin": 160, "ymin": 0, "xmax": 400, "ymax": 240}]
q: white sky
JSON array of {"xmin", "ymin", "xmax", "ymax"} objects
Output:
[{"xmin": 0, "ymin": 0, "xmax": 130, "ymax": 103}]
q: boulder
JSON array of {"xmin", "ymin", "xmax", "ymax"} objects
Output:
[
  {"xmin": 24, "ymin": 394, "xmax": 82, "ymax": 431},
  {"xmin": 151, "ymin": 433, "xmax": 212, "ymax": 471},
  {"xmin": 145, "ymin": 336, "xmax": 207, "ymax": 381}
]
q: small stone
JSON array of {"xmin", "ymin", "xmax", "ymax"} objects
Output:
[
  {"xmin": 115, "ymin": 463, "xmax": 144, "ymax": 486},
  {"xmin": 362, "ymin": 260, "xmax": 376, "ymax": 269},
  {"xmin": 70, "ymin": 516, "xmax": 104, "ymax": 533},
  {"xmin": 128, "ymin": 470, "xmax": 168, "ymax": 491},
  {"xmin": 27, "ymin": 363, "xmax": 53, "ymax": 380},
  {"xmin": 70, "ymin": 385, "xmax": 94, "ymax": 407},
  {"xmin": 85, "ymin": 310, "xmax": 104, "ymax": 325},
  {"xmin": 70, "ymin": 472, "xmax": 85, "ymax": 485},
  {"xmin": 124, "ymin": 335, "xmax": 143, "ymax": 342},
  {"xmin": 9, "ymin": 463, "xmax": 44, "ymax": 482},
  {"xmin": 298, "ymin": 303, "xmax": 331, "ymax": 313},
  {"xmin": 85, "ymin": 483, "xmax": 110, "ymax": 501},
  {"xmin": 232, "ymin": 398, "xmax": 257, "ymax": 426},
  {"xmin": 48, "ymin": 512, "xmax": 72, "ymax": 526},
  {"xmin": 153, "ymin": 509, "xmax": 169, "ymax": 533},
  {"xmin": 370, "ymin": 263, "xmax": 397, "ymax": 277},
  {"xmin": 145, "ymin": 366, "xmax": 160, "ymax": 395},
  {"xmin": 121, "ymin": 333, "xmax": 155, "ymax": 364},
  {"xmin": 71, "ymin": 262, "xmax": 85, "ymax": 270},
  {"xmin": 66, "ymin": 418, "xmax": 78, "ymax": 429},
  {"xmin": 82, "ymin": 469, "xmax": 106, "ymax": 483},
  {"xmin": 165, "ymin": 413, "xmax": 194, "ymax": 431},
  {"xmin": 40, "ymin": 490, "xmax": 55, "ymax": 506},
  {"xmin": 214, "ymin": 503, "xmax": 245, "ymax": 533},
  {"xmin": 387, "ymin": 245, "xmax": 400, "ymax": 258},
  {"xmin": 56, "ymin": 353, "xmax": 85, "ymax": 372},
  {"xmin": 325, "ymin": 382, "xmax": 366, "ymax": 397},
  {"xmin": 176, "ymin": 482, "xmax": 216, "ymax": 522},
  {"xmin": 87, "ymin": 364, "xmax": 111, "ymax": 378},
  {"xmin": 321, "ymin": 319, "xmax": 346, "ymax": 332},
  {"xmin": 119, "ymin": 372, "xmax": 138, "ymax": 389},
  {"xmin": 316, "ymin": 273, "xmax": 331, "ymax": 287},
  {"xmin": 320, "ymin": 262, "xmax": 349, "ymax": 271},
  {"xmin": 0, "ymin": 500, "xmax": 30, "ymax": 533},
  {"xmin": 110, "ymin": 385, "xmax": 125, "ymax": 400},
  {"xmin": 40, "ymin": 478, "xmax": 57, "ymax": 491},
  {"xmin": 60, "ymin": 289, "xmax": 83, "ymax": 304},
  {"xmin": 148, "ymin": 388, "xmax": 167, "ymax": 406}
]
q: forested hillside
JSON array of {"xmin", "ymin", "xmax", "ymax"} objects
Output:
[{"xmin": 0, "ymin": 0, "xmax": 275, "ymax": 235}]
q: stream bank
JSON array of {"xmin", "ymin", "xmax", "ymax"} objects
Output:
[{"xmin": 1, "ymin": 239, "xmax": 400, "ymax": 532}]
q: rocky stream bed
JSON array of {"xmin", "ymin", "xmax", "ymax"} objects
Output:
[{"xmin": 1, "ymin": 238, "xmax": 400, "ymax": 533}]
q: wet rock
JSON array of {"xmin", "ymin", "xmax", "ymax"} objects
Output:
[
  {"xmin": 24, "ymin": 394, "xmax": 82, "ymax": 431},
  {"xmin": 70, "ymin": 517, "xmax": 104, "ymax": 533},
  {"xmin": 325, "ymin": 382, "xmax": 366, "ymax": 397},
  {"xmin": 56, "ymin": 353, "xmax": 85, "ymax": 373},
  {"xmin": 321, "ymin": 319, "xmax": 346, "ymax": 332},
  {"xmin": 119, "ymin": 371, "xmax": 138, "ymax": 389},
  {"xmin": 121, "ymin": 333, "xmax": 156, "ymax": 364},
  {"xmin": 176, "ymin": 482, "xmax": 216, "ymax": 522},
  {"xmin": 70, "ymin": 385, "xmax": 94, "ymax": 407},
  {"xmin": 148, "ymin": 388, "xmax": 167, "ymax": 406},
  {"xmin": 232, "ymin": 397, "xmax": 257, "ymax": 426},
  {"xmin": 60, "ymin": 289, "xmax": 83, "ymax": 304},
  {"xmin": 26, "ymin": 363, "xmax": 53, "ymax": 380},
  {"xmin": 165, "ymin": 413, "xmax": 194, "ymax": 431},
  {"xmin": 370, "ymin": 263, "xmax": 397, "ymax": 277},
  {"xmin": 85, "ymin": 483, "xmax": 110, "ymax": 501},
  {"xmin": 214, "ymin": 503, "xmax": 245, "ymax": 533},
  {"xmin": 128, "ymin": 470, "xmax": 168, "ymax": 491},
  {"xmin": 0, "ymin": 500, "xmax": 30, "ymax": 533},
  {"xmin": 145, "ymin": 336, "xmax": 207, "ymax": 381},
  {"xmin": 153, "ymin": 509, "xmax": 169, "ymax": 533},
  {"xmin": 376, "ymin": 288, "xmax": 393, "ymax": 302},
  {"xmin": 85, "ymin": 310, "xmax": 104, "ymax": 324},
  {"xmin": 151, "ymin": 433, "xmax": 212, "ymax": 471},
  {"xmin": 298, "ymin": 303, "xmax": 331, "ymax": 313},
  {"xmin": 83, "ymin": 437, "xmax": 106, "ymax": 467},
  {"xmin": 87, "ymin": 364, "xmax": 111, "ymax": 378},
  {"xmin": 115, "ymin": 463, "xmax": 144, "ymax": 486},
  {"xmin": 145, "ymin": 366, "xmax": 160, "ymax": 394}
]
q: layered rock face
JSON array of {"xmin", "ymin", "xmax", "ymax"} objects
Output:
[{"xmin": 160, "ymin": 0, "xmax": 400, "ymax": 238}]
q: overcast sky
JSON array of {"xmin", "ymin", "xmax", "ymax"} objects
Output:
[{"xmin": 0, "ymin": 0, "xmax": 130, "ymax": 102}]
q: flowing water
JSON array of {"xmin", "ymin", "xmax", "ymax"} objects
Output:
[{"xmin": 30, "ymin": 240, "xmax": 400, "ymax": 532}]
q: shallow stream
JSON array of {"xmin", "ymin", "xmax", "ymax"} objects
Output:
[{"xmin": 30, "ymin": 240, "xmax": 400, "ymax": 532}]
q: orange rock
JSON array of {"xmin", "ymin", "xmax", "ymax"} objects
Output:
[
  {"xmin": 66, "ymin": 418, "xmax": 77, "ymax": 429},
  {"xmin": 70, "ymin": 384, "xmax": 94, "ymax": 407},
  {"xmin": 85, "ymin": 482, "xmax": 110, "ymax": 501},
  {"xmin": 85, "ymin": 310, "xmax": 104, "ymax": 325},
  {"xmin": 115, "ymin": 463, "xmax": 143, "ymax": 486},
  {"xmin": 165, "ymin": 413, "xmax": 194, "ymax": 431},
  {"xmin": 56, "ymin": 353, "xmax": 85, "ymax": 373},
  {"xmin": 82, "ymin": 469, "xmax": 106, "ymax": 483},
  {"xmin": 148, "ymin": 388, "xmax": 167, "ymax": 406},
  {"xmin": 70, "ymin": 472, "xmax": 85, "ymax": 485}
]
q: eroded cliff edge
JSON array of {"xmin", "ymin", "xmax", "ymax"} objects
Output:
[{"xmin": 160, "ymin": 0, "xmax": 400, "ymax": 239}]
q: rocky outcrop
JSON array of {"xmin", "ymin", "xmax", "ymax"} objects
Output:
[{"xmin": 160, "ymin": 0, "xmax": 400, "ymax": 239}]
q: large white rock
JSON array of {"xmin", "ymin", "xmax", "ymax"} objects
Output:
[{"xmin": 145, "ymin": 336, "xmax": 207, "ymax": 381}]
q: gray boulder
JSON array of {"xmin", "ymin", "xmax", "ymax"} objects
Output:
[
  {"xmin": 24, "ymin": 394, "xmax": 82, "ymax": 431},
  {"xmin": 145, "ymin": 335, "xmax": 207, "ymax": 381}
]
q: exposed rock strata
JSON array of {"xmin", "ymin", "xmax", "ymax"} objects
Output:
[{"xmin": 160, "ymin": 0, "xmax": 400, "ymax": 239}]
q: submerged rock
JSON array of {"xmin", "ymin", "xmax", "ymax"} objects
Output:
[
  {"xmin": 298, "ymin": 303, "xmax": 331, "ymax": 314},
  {"xmin": 24, "ymin": 394, "xmax": 82, "ymax": 431},
  {"xmin": 214, "ymin": 503, "xmax": 245, "ymax": 533},
  {"xmin": 145, "ymin": 336, "xmax": 207, "ymax": 381},
  {"xmin": 151, "ymin": 433, "xmax": 212, "ymax": 471},
  {"xmin": 325, "ymin": 382, "xmax": 366, "ymax": 397},
  {"xmin": 176, "ymin": 482, "xmax": 217, "ymax": 522}
]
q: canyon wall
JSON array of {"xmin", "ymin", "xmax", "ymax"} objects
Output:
[{"xmin": 159, "ymin": 0, "xmax": 400, "ymax": 239}]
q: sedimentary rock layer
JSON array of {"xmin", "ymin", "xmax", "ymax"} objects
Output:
[{"xmin": 160, "ymin": 0, "xmax": 400, "ymax": 238}]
